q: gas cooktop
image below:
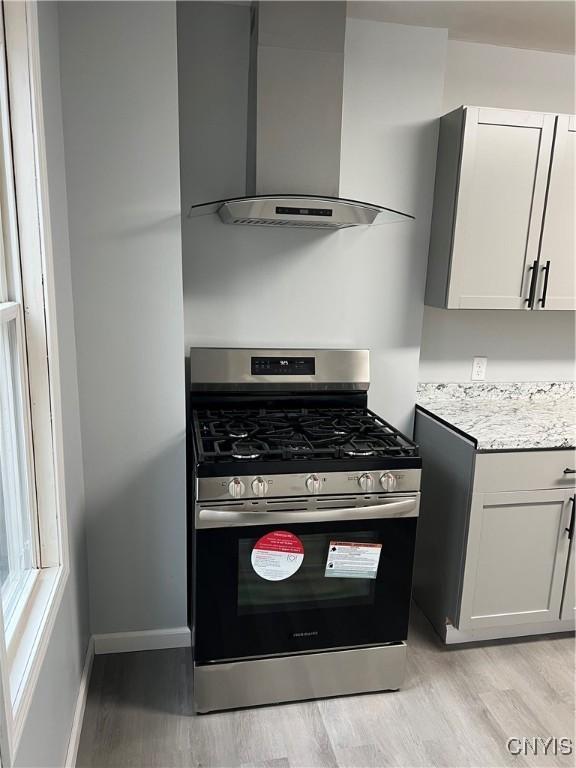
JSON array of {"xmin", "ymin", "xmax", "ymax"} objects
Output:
[{"xmin": 192, "ymin": 406, "xmax": 418, "ymax": 465}]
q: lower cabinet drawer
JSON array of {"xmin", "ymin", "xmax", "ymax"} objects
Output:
[{"xmin": 474, "ymin": 449, "xmax": 576, "ymax": 493}]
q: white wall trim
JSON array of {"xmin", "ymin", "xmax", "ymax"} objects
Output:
[
  {"xmin": 93, "ymin": 627, "xmax": 191, "ymax": 656},
  {"xmin": 445, "ymin": 619, "xmax": 575, "ymax": 644},
  {"xmin": 64, "ymin": 636, "xmax": 94, "ymax": 768}
]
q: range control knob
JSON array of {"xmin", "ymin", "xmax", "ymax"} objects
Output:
[
  {"xmin": 358, "ymin": 473, "xmax": 374, "ymax": 492},
  {"xmin": 251, "ymin": 476, "xmax": 269, "ymax": 497},
  {"xmin": 380, "ymin": 472, "xmax": 398, "ymax": 492},
  {"xmin": 306, "ymin": 474, "xmax": 322, "ymax": 494},
  {"xmin": 228, "ymin": 477, "xmax": 245, "ymax": 498}
]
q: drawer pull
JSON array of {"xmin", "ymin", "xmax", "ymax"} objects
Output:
[
  {"xmin": 538, "ymin": 261, "xmax": 551, "ymax": 308},
  {"xmin": 525, "ymin": 260, "xmax": 538, "ymax": 308},
  {"xmin": 564, "ymin": 468, "xmax": 576, "ymax": 474}
]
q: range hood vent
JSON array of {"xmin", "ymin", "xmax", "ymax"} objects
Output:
[
  {"xmin": 190, "ymin": 195, "xmax": 411, "ymax": 229},
  {"xmin": 187, "ymin": 3, "xmax": 414, "ymax": 230}
]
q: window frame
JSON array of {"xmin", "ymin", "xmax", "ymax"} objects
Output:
[
  {"xmin": 0, "ymin": 0, "xmax": 41, "ymax": 649},
  {"xmin": 0, "ymin": 302, "xmax": 40, "ymax": 637},
  {"xmin": 0, "ymin": 2, "xmax": 70, "ymax": 763}
]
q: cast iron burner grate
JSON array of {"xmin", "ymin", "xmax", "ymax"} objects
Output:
[{"xmin": 193, "ymin": 407, "xmax": 418, "ymax": 465}]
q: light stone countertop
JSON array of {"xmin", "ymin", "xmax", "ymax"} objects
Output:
[{"xmin": 416, "ymin": 381, "xmax": 575, "ymax": 451}]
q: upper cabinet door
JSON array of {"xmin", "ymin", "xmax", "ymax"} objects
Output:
[
  {"xmin": 425, "ymin": 107, "xmax": 556, "ymax": 309},
  {"xmin": 534, "ymin": 115, "xmax": 576, "ymax": 311},
  {"xmin": 449, "ymin": 108, "xmax": 555, "ymax": 309}
]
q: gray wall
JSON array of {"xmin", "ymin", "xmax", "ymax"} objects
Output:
[
  {"xmin": 339, "ymin": 18, "xmax": 447, "ymax": 427},
  {"xmin": 180, "ymin": 9, "xmax": 448, "ymax": 431},
  {"xmin": 444, "ymin": 40, "xmax": 575, "ymax": 114},
  {"xmin": 58, "ymin": 1, "xmax": 186, "ymax": 635},
  {"xmin": 177, "ymin": 2, "xmax": 250, "ymax": 206},
  {"xmin": 15, "ymin": 4, "xmax": 90, "ymax": 766},
  {"xmin": 419, "ymin": 40, "xmax": 575, "ymax": 383}
]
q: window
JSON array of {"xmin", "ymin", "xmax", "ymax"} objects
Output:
[{"xmin": 0, "ymin": 3, "xmax": 69, "ymax": 763}]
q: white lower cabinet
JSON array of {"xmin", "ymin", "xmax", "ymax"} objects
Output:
[
  {"xmin": 413, "ymin": 410, "xmax": 576, "ymax": 643},
  {"xmin": 457, "ymin": 490, "xmax": 574, "ymax": 630}
]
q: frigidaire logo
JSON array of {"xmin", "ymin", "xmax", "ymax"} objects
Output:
[
  {"xmin": 292, "ymin": 631, "xmax": 319, "ymax": 638},
  {"xmin": 507, "ymin": 737, "xmax": 573, "ymax": 756}
]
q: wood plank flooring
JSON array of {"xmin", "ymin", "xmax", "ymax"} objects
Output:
[{"xmin": 76, "ymin": 607, "xmax": 574, "ymax": 768}]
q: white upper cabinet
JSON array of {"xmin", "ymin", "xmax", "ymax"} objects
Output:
[
  {"xmin": 425, "ymin": 106, "xmax": 575, "ymax": 310},
  {"xmin": 536, "ymin": 114, "xmax": 576, "ymax": 311}
]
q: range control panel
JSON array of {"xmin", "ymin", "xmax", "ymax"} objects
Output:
[
  {"xmin": 251, "ymin": 356, "xmax": 316, "ymax": 376},
  {"xmin": 197, "ymin": 469, "xmax": 421, "ymax": 502}
]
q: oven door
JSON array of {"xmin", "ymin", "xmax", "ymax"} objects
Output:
[{"xmin": 194, "ymin": 495, "xmax": 418, "ymax": 663}]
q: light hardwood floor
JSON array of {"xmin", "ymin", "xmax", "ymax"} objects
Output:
[{"xmin": 76, "ymin": 607, "xmax": 574, "ymax": 768}]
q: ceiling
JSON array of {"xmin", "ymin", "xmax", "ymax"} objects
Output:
[{"xmin": 348, "ymin": 1, "xmax": 575, "ymax": 54}]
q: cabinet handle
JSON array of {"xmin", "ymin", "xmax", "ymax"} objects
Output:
[
  {"xmin": 525, "ymin": 260, "xmax": 538, "ymax": 308},
  {"xmin": 538, "ymin": 260, "xmax": 551, "ymax": 308},
  {"xmin": 566, "ymin": 497, "xmax": 575, "ymax": 540},
  {"xmin": 564, "ymin": 468, "xmax": 576, "ymax": 474}
]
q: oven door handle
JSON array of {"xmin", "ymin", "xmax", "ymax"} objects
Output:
[{"xmin": 197, "ymin": 497, "xmax": 419, "ymax": 527}]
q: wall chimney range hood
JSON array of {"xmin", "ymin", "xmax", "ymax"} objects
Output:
[
  {"xmin": 188, "ymin": 3, "xmax": 414, "ymax": 230},
  {"xmin": 190, "ymin": 195, "xmax": 411, "ymax": 229}
]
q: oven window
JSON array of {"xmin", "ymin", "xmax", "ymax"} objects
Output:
[{"xmin": 237, "ymin": 531, "xmax": 376, "ymax": 615}]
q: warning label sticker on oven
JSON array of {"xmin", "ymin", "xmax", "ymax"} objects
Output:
[
  {"xmin": 251, "ymin": 531, "xmax": 304, "ymax": 581},
  {"xmin": 325, "ymin": 541, "xmax": 382, "ymax": 579}
]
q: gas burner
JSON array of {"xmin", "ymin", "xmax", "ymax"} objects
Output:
[
  {"xmin": 225, "ymin": 419, "xmax": 259, "ymax": 439},
  {"xmin": 343, "ymin": 446, "xmax": 375, "ymax": 457},
  {"xmin": 231, "ymin": 441, "xmax": 265, "ymax": 460}
]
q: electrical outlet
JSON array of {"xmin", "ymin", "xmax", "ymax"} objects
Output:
[{"xmin": 471, "ymin": 357, "xmax": 487, "ymax": 381}]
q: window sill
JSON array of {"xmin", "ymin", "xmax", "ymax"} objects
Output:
[{"xmin": 4, "ymin": 562, "xmax": 68, "ymax": 759}]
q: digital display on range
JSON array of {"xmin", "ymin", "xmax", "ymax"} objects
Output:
[
  {"xmin": 251, "ymin": 357, "xmax": 316, "ymax": 375},
  {"xmin": 275, "ymin": 206, "xmax": 333, "ymax": 217}
]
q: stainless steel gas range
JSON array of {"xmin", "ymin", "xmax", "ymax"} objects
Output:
[{"xmin": 188, "ymin": 348, "xmax": 421, "ymax": 713}]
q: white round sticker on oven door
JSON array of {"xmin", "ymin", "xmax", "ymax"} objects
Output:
[{"xmin": 251, "ymin": 531, "xmax": 304, "ymax": 581}]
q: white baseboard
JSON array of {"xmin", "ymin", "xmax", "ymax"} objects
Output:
[
  {"xmin": 445, "ymin": 619, "xmax": 575, "ymax": 644},
  {"xmin": 64, "ymin": 636, "xmax": 94, "ymax": 768},
  {"xmin": 93, "ymin": 626, "xmax": 191, "ymax": 655}
]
